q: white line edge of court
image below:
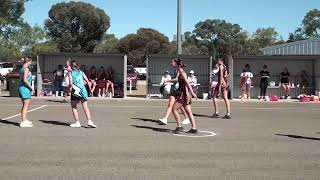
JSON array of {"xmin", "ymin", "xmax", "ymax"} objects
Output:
[
  {"xmin": 173, "ymin": 130, "xmax": 217, "ymax": 138},
  {"xmin": 1, "ymin": 105, "xmax": 48, "ymax": 121}
]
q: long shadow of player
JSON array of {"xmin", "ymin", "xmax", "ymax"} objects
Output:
[
  {"xmin": 39, "ymin": 120, "xmax": 70, "ymax": 127},
  {"xmin": 275, "ymin": 134, "xmax": 320, "ymax": 141},
  {"xmin": 131, "ymin": 117, "xmax": 175, "ymax": 124},
  {"xmin": 0, "ymin": 119, "xmax": 19, "ymax": 126},
  {"xmin": 192, "ymin": 114, "xmax": 212, "ymax": 118},
  {"xmin": 131, "ymin": 125, "xmax": 173, "ymax": 133}
]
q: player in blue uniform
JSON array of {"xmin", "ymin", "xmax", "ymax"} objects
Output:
[
  {"xmin": 68, "ymin": 61, "xmax": 97, "ymax": 128},
  {"xmin": 19, "ymin": 57, "xmax": 34, "ymax": 127}
]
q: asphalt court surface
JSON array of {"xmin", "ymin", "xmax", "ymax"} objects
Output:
[{"xmin": 0, "ymin": 97, "xmax": 320, "ymax": 180}]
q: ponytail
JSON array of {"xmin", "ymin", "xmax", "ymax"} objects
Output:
[
  {"xmin": 173, "ymin": 58, "xmax": 187, "ymax": 68},
  {"xmin": 23, "ymin": 56, "xmax": 32, "ymax": 64},
  {"xmin": 71, "ymin": 60, "xmax": 79, "ymax": 70}
]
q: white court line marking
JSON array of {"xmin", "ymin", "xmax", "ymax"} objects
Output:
[
  {"xmin": 1, "ymin": 105, "xmax": 48, "ymax": 120},
  {"xmin": 173, "ymin": 130, "xmax": 217, "ymax": 138}
]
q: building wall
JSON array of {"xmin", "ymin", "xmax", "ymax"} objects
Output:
[
  {"xmin": 147, "ymin": 55, "xmax": 211, "ymax": 97},
  {"xmin": 37, "ymin": 53, "xmax": 126, "ymax": 97},
  {"xmin": 233, "ymin": 56, "xmax": 317, "ymax": 98}
]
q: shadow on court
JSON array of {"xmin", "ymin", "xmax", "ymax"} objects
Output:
[
  {"xmin": 47, "ymin": 100, "xmax": 67, "ymax": 103},
  {"xmin": 131, "ymin": 125, "xmax": 173, "ymax": 133},
  {"xmin": 131, "ymin": 117, "xmax": 175, "ymax": 124},
  {"xmin": 131, "ymin": 118, "xmax": 159, "ymax": 123},
  {"xmin": 39, "ymin": 120, "xmax": 70, "ymax": 127},
  {"xmin": 0, "ymin": 119, "xmax": 19, "ymax": 126},
  {"xmin": 275, "ymin": 134, "xmax": 320, "ymax": 141},
  {"xmin": 193, "ymin": 114, "xmax": 212, "ymax": 118}
]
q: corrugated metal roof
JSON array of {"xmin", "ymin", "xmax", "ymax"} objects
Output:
[
  {"xmin": 260, "ymin": 38, "xmax": 320, "ymax": 51},
  {"xmin": 260, "ymin": 38, "xmax": 320, "ymax": 55}
]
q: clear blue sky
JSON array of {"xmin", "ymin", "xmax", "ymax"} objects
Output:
[{"xmin": 23, "ymin": 0, "xmax": 320, "ymax": 41}]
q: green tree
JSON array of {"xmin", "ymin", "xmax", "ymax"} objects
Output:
[
  {"xmin": 190, "ymin": 19, "xmax": 248, "ymax": 57},
  {"xmin": 253, "ymin": 27, "xmax": 279, "ymax": 48},
  {"xmin": 0, "ymin": 0, "xmax": 28, "ymax": 39},
  {"xmin": 0, "ymin": 39, "xmax": 21, "ymax": 61},
  {"xmin": 8, "ymin": 24, "xmax": 47, "ymax": 51},
  {"xmin": 302, "ymin": 9, "xmax": 320, "ymax": 37},
  {"xmin": 94, "ymin": 34, "xmax": 119, "ymax": 53},
  {"xmin": 45, "ymin": 1, "xmax": 110, "ymax": 53},
  {"xmin": 289, "ymin": 9, "xmax": 320, "ymax": 41},
  {"xmin": 182, "ymin": 31, "xmax": 207, "ymax": 55},
  {"xmin": 118, "ymin": 28, "xmax": 175, "ymax": 64},
  {"xmin": 0, "ymin": 24, "xmax": 58, "ymax": 60},
  {"xmin": 26, "ymin": 41, "xmax": 59, "ymax": 56}
]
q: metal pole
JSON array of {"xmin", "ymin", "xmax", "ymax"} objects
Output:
[
  {"xmin": 177, "ymin": 0, "xmax": 182, "ymax": 55},
  {"xmin": 123, "ymin": 55, "xmax": 127, "ymax": 98}
]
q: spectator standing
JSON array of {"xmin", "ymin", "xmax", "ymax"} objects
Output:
[
  {"xmin": 259, "ymin": 65, "xmax": 270, "ymax": 100},
  {"xmin": 53, "ymin": 64, "xmax": 64, "ymax": 95}
]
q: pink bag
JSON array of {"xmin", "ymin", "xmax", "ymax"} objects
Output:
[
  {"xmin": 269, "ymin": 95, "xmax": 278, "ymax": 101},
  {"xmin": 300, "ymin": 96, "xmax": 311, "ymax": 102}
]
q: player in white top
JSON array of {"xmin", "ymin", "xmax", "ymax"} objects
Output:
[
  {"xmin": 160, "ymin": 71, "xmax": 172, "ymax": 96},
  {"xmin": 240, "ymin": 64, "xmax": 253, "ymax": 100},
  {"xmin": 188, "ymin": 70, "xmax": 198, "ymax": 96},
  {"xmin": 62, "ymin": 60, "xmax": 71, "ymax": 102}
]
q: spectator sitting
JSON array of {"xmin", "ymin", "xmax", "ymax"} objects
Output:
[
  {"xmin": 188, "ymin": 70, "xmax": 198, "ymax": 95},
  {"xmin": 106, "ymin": 66, "xmax": 115, "ymax": 97},
  {"xmin": 88, "ymin": 66, "xmax": 98, "ymax": 97},
  {"xmin": 0, "ymin": 74, "xmax": 4, "ymax": 85},
  {"xmin": 80, "ymin": 64, "xmax": 91, "ymax": 93},
  {"xmin": 80, "ymin": 65, "xmax": 87, "ymax": 76},
  {"xmin": 160, "ymin": 70, "xmax": 172, "ymax": 96},
  {"xmin": 97, "ymin": 66, "xmax": 107, "ymax": 97},
  {"xmin": 300, "ymin": 70, "xmax": 309, "ymax": 95},
  {"xmin": 280, "ymin": 67, "xmax": 291, "ymax": 99}
]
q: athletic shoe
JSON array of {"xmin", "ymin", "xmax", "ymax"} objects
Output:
[
  {"xmin": 211, "ymin": 113, "xmax": 220, "ymax": 118},
  {"xmin": 25, "ymin": 120, "xmax": 33, "ymax": 125},
  {"xmin": 20, "ymin": 121, "xmax": 33, "ymax": 128},
  {"xmin": 70, "ymin": 121, "xmax": 81, "ymax": 128},
  {"xmin": 102, "ymin": 93, "xmax": 106, "ymax": 97},
  {"xmin": 98, "ymin": 94, "xmax": 102, "ymax": 97},
  {"xmin": 87, "ymin": 120, "xmax": 97, "ymax": 128},
  {"xmin": 181, "ymin": 118, "xmax": 190, "ymax": 125},
  {"xmin": 223, "ymin": 114, "xmax": 231, "ymax": 119},
  {"xmin": 158, "ymin": 118, "xmax": 167, "ymax": 125},
  {"xmin": 186, "ymin": 129, "xmax": 198, "ymax": 134},
  {"xmin": 173, "ymin": 126, "xmax": 184, "ymax": 134}
]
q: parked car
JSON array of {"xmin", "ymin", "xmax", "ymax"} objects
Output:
[
  {"xmin": 7, "ymin": 63, "xmax": 36, "ymax": 77},
  {"xmin": 127, "ymin": 65, "xmax": 138, "ymax": 90},
  {"xmin": 6, "ymin": 63, "xmax": 37, "ymax": 91},
  {"xmin": 0, "ymin": 62, "xmax": 14, "ymax": 76},
  {"xmin": 134, "ymin": 64, "xmax": 147, "ymax": 80}
]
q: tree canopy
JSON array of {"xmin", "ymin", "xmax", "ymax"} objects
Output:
[
  {"xmin": 118, "ymin": 28, "xmax": 175, "ymax": 64},
  {"xmin": 94, "ymin": 34, "xmax": 119, "ymax": 54},
  {"xmin": 45, "ymin": 1, "xmax": 110, "ymax": 53},
  {"xmin": 0, "ymin": 0, "xmax": 27, "ymax": 40},
  {"xmin": 289, "ymin": 9, "xmax": 320, "ymax": 42},
  {"xmin": 183, "ymin": 19, "xmax": 248, "ymax": 57}
]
